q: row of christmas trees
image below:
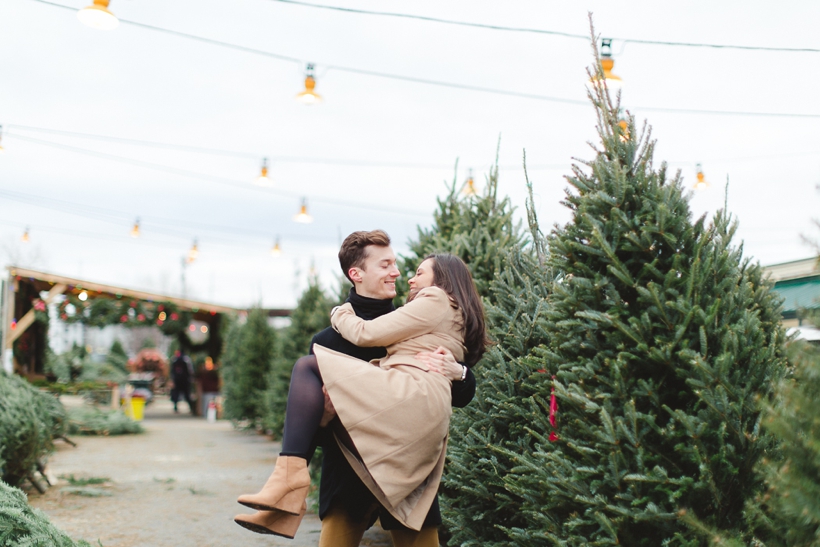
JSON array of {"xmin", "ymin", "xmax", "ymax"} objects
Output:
[{"xmin": 218, "ymin": 55, "xmax": 820, "ymax": 545}]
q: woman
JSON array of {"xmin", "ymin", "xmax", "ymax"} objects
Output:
[{"xmin": 235, "ymin": 253, "xmax": 488, "ymax": 537}]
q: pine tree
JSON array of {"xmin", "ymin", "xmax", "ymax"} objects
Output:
[
  {"xmin": 744, "ymin": 340, "xmax": 820, "ymax": 546},
  {"xmin": 442, "ymin": 181, "xmax": 554, "ymax": 546},
  {"xmin": 221, "ymin": 308, "xmax": 276, "ymax": 425},
  {"xmin": 396, "ymin": 153, "xmax": 524, "ymax": 301},
  {"xmin": 262, "ymin": 276, "xmax": 335, "ymax": 437},
  {"xmin": 0, "ymin": 480, "xmax": 94, "ymax": 546},
  {"xmin": 476, "ymin": 46, "xmax": 788, "ymax": 546},
  {"xmin": 0, "ymin": 373, "xmax": 65, "ymax": 488}
]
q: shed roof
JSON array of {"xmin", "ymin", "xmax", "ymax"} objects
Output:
[{"xmin": 772, "ymin": 275, "xmax": 820, "ymax": 316}]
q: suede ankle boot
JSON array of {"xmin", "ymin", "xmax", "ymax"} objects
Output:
[
  {"xmin": 234, "ymin": 501, "xmax": 307, "ymax": 538},
  {"xmin": 237, "ymin": 455, "xmax": 310, "ymax": 514}
]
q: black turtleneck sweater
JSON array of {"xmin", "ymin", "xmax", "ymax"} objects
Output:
[{"xmin": 309, "ymin": 287, "xmax": 477, "ymax": 530}]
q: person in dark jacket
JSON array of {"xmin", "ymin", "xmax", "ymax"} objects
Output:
[
  {"xmin": 310, "ymin": 230, "xmax": 476, "ymax": 547},
  {"xmin": 170, "ymin": 351, "xmax": 195, "ymax": 414}
]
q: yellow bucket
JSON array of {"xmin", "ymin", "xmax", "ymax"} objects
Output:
[{"xmin": 122, "ymin": 397, "xmax": 146, "ymax": 421}]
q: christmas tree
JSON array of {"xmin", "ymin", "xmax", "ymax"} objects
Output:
[
  {"xmin": 442, "ymin": 178, "xmax": 554, "ymax": 546},
  {"xmin": 443, "ymin": 37, "xmax": 788, "ymax": 545},
  {"xmin": 396, "ymin": 151, "xmax": 524, "ymax": 301},
  {"xmin": 743, "ymin": 340, "xmax": 820, "ymax": 546},
  {"xmin": 221, "ymin": 308, "xmax": 276, "ymax": 425},
  {"xmin": 0, "ymin": 480, "xmax": 94, "ymax": 546}
]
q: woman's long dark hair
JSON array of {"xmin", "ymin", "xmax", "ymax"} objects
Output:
[{"xmin": 426, "ymin": 253, "xmax": 490, "ymax": 367}]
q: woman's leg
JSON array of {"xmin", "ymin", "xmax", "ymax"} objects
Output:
[
  {"xmin": 236, "ymin": 355, "xmax": 321, "ymax": 517},
  {"xmin": 281, "ymin": 355, "xmax": 324, "ymax": 458}
]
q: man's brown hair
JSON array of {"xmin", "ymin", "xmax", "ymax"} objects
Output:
[{"xmin": 338, "ymin": 230, "xmax": 391, "ymax": 283}]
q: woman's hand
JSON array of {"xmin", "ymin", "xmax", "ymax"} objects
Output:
[{"xmin": 416, "ymin": 346, "xmax": 465, "ymax": 381}]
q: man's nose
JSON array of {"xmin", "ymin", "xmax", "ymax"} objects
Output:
[{"xmin": 389, "ymin": 266, "xmax": 400, "ymax": 277}]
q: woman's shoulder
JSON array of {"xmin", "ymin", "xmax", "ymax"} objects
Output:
[
  {"xmin": 414, "ymin": 286, "xmax": 457, "ymax": 309},
  {"xmin": 416, "ymin": 286, "xmax": 448, "ymax": 299}
]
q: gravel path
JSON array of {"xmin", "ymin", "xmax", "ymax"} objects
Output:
[{"xmin": 28, "ymin": 397, "xmax": 392, "ymax": 547}]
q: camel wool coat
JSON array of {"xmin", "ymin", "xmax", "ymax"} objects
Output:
[{"xmin": 313, "ymin": 286, "xmax": 466, "ymax": 531}]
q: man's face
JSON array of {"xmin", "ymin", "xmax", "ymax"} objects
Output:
[{"xmin": 350, "ymin": 245, "xmax": 400, "ymax": 300}]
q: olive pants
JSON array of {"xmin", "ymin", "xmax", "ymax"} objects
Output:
[{"xmin": 318, "ymin": 504, "xmax": 439, "ymax": 547}]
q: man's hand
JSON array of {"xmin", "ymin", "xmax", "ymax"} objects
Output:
[
  {"xmin": 416, "ymin": 346, "xmax": 465, "ymax": 381},
  {"xmin": 320, "ymin": 385, "xmax": 336, "ymax": 427}
]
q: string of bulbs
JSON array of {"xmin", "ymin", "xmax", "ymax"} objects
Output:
[{"xmin": 28, "ymin": 0, "xmax": 820, "ymax": 118}]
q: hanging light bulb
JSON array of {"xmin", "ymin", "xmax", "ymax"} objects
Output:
[
  {"xmin": 296, "ymin": 64, "xmax": 323, "ymax": 105},
  {"xmin": 694, "ymin": 164, "xmax": 710, "ymax": 190},
  {"xmin": 590, "ymin": 38, "xmax": 622, "ymax": 91},
  {"xmin": 130, "ymin": 218, "xmax": 140, "ymax": 238},
  {"xmin": 270, "ymin": 236, "xmax": 282, "ymax": 257},
  {"xmin": 617, "ymin": 109, "xmax": 630, "ymax": 142},
  {"xmin": 0, "ymin": 125, "xmax": 5, "ymax": 154},
  {"xmin": 461, "ymin": 169, "xmax": 478, "ymax": 196},
  {"xmin": 293, "ymin": 198, "xmax": 313, "ymax": 223},
  {"xmin": 21, "ymin": 227, "xmax": 30, "ymax": 243},
  {"xmin": 77, "ymin": 0, "xmax": 119, "ymax": 30},
  {"xmin": 78, "ymin": 290, "xmax": 89, "ymax": 302},
  {"xmin": 255, "ymin": 157, "xmax": 272, "ymax": 186},
  {"xmin": 187, "ymin": 239, "xmax": 199, "ymax": 263}
]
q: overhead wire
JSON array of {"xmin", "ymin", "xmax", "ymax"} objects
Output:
[
  {"xmin": 7, "ymin": 132, "xmax": 432, "ymax": 217},
  {"xmin": 25, "ymin": 0, "xmax": 820, "ymax": 118},
  {"xmin": 6, "ymin": 124, "xmax": 820, "ymax": 173},
  {"xmin": 269, "ymin": 0, "xmax": 820, "ymax": 53}
]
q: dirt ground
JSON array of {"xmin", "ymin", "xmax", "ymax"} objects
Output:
[{"xmin": 27, "ymin": 396, "xmax": 392, "ymax": 547}]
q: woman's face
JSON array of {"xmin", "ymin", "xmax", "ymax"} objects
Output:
[{"xmin": 408, "ymin": 258, "xmax": 435, "ymax": 301}]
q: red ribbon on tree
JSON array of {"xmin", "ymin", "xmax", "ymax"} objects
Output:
[{"xmin": 549, "ymin": 375, "xmax": 558, "ymax": 442}]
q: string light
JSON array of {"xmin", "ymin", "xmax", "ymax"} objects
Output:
[
  {"xmin": 617, "ymin": 110, "xmax": 630, "ymax": 142},
  {"xmin": 255, "ymin": 157, "xmax": 272, "ymax": 185},
  {"xmin": 461, "ymin": 169, "xmax": 477, "ymax": 196},
  {"xmin": 296, "ymin": 64, "xmax": 322, "ymax": 105},
  {"xmin": 187, "ymin": 239, "xmax": 199, "ymax": 263},
  {"xmin": 270, "ymin": 236, "xmax": 282, "ymax": 257},
  {"xmin": 694, "ymin": 163, "xmax": 710, "ymax": 190},
  {"xmin": 21, "ymin": 227, "xmax": 30, "ymax": 243},
  {"xmin": 77, "ymin": 0, "xmax": 119, "ymax": 30},
  {"xmin": 130, "ymin": 218, "xmax": 140, "ymax": 238},
  {"xmin": 293, "ymin": 198, "xmax": 313, "ymax": 223},
  {"xmin": 591, "ymin": 39, "xmax": 622, "ymax": 91},
  {"xmin": 78, "ymin": 290, "xmax": 89, "ymax": 301}
]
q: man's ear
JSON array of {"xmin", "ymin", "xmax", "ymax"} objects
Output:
[{"xmin": 348, "ymin": 267, "xmax": 363, "ymax": 283}]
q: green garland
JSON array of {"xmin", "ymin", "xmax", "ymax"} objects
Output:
[{"xmin": 56, "ymin": 297, "xmax": 192, "ymax": 336}]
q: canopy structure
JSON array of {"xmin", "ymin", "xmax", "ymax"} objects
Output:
[
  {"xmin": 1, "ymin": 266, "xmax": 290, "ymax": 377},
  {"xmin": 765, "ymin": 257, "xmax": 820, "ymax": 329}
]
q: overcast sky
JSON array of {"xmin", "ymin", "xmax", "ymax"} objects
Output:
[{"xmin": 2, "ymin": 0, "xmax": 819, "ymax": 309}]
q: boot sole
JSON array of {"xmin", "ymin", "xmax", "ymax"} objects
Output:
[{"xmin": 234, "ymin": 518, "xmax": 296, "ymax": 539}]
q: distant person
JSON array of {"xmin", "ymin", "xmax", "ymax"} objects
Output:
[{"xmin": 170, "ymin": 351, "xmax": 195, "ymax": 414}]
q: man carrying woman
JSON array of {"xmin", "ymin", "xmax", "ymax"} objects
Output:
[{"xmin": 234, "ymin": 230, "xmax": 485, "ymax": 545}]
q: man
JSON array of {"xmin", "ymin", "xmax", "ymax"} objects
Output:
[
  {"xmin": 310, "ymin": 230, "xmax": 476, "ymax": 547},
  {"xmin": 170, "ymin": 351, "xmax": 195, "ymax": 414}
]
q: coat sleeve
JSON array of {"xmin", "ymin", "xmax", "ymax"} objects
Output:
[
  {"xmin": 331, "ymin": 287, "xmax": 452, "ymax": 347},
  {"xmin": 451, "ymin": 366, "xmax": 476, "ymax": 408}
]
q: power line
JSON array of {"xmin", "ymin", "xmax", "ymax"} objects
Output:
[
  {"xmin": 7, "ymin": 133, "xmax": 431, "ymax": 217},
  {"xmin": 270, "ymin": 0, "xmax": 820, "ymax": 53},
  {"xmin": 6, "ymin": 124, "xmax": 453, "ymax": 168},
  {"xmin": 26, "ymin": 0, "xmax": 820, "ymax": 119},
  {"xmin": 8, "ymin": 123, "xmax": 820, "ymax": 173}
]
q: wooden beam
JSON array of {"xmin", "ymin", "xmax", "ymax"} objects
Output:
[
  {"xmin": 9, "ymin": 267, "xmax": 239, "ymax": 314},
  {"xmin": 5, "ymin": 283, "xmax": 67, "ymax": 348}
]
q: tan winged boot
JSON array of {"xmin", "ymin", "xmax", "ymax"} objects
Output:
[
  {"xmin": 237, "ymin": 456, "xmax": 310, "ymax": 514},
  {"xmin": 234, "ymin": 501, "xmax": 307, "ymax": 538}
]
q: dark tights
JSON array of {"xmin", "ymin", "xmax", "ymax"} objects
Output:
[{"xmin": 281, "ymin": 355, "xmax": 324, "ymax": 459}]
